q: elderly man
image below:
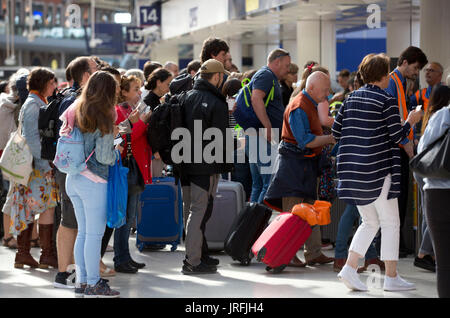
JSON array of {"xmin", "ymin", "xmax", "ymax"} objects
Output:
[{"xmin": 265, "ymin": 71, "xmax": 335, "ymax": 267}]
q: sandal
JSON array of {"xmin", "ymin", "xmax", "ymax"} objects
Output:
[
  {"xmin": 2, "ymin": 237, "xmax": 17, "ymax": 249},
  {"xmin": 30, "ymin": 238, "xmax": 40, "ymax": 248},
  {"xmin": 100, "ymin": 267, "xmax": 116, "ymax": 278}
]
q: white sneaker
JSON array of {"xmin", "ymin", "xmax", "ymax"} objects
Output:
[
  {"xmin": 383, "ymin": 274, "xmax": 416, "ymax": 291},
  {"xmin": 338, "ymin": 265, "xmax": 368, "ymax": 291}
]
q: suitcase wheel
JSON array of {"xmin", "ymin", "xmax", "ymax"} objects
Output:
[
  {"xmin": 256, "ymin": 247, "xmax": 266, "ymax": 262},
  {"xmin": 137, "ymin": 243, "xmax": 144, "ymax": 253},
  {"xmin": 273, "ymin": 265, "xmax": 286, "ymax": 274},
  {"xmin": 265, "ymin": 266, "xmax": 272, "ymax": 272},
  {"xmin": 170, "ymin": 244, "xmax": 177, "ymax": 252},
  {"xmin": 240, "ymin": 258, "xmax": 251, "ymax": 266}
]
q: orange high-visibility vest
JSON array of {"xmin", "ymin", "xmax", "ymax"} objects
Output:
[
  {"xmin": 389, "ymin": 71, "xmax": 414, "ymax": 141},
  {"xmin": 414, "ymin": 88, "xmax": 429, "ymax": 112}
]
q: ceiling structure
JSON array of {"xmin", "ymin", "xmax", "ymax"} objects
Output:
[{"xmin": 152, "ymin": 0, "xmax": 420, "ymax": 48}]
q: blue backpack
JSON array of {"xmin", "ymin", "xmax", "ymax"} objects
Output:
[
  {"xmin": 53, "ymin": 127, "xmax": 94, "ymax": 175},
  {"xmin": 232, "ymin": 78, "xmax": 275, "ymax": 130}
]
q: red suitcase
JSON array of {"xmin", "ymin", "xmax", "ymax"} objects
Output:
[{"xmin": 252, "ymin": 212, "xmax": 312, "ymax": 273}]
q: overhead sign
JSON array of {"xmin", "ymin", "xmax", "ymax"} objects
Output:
[
  {"xmin": 90, "ymin": 23, "xmax": 124, "ymax": 55},
  {"xmin": 138, "ymin": 2, "xmax": 161, "ymax": 27},
  {"xmin": 126, "ymin": 26, "xmax": 144, "ymax": 53}
]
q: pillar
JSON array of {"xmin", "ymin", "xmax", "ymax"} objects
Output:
[
  {"xmin": 419, "ymin": 0, "xmax": 450, "ymax": 81},
  {"xmin": 296, "ymin": 16, "xmax": 336, "ymax": 80}
]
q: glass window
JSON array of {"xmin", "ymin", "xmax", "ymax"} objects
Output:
[
  {"xmin": 55, "ymin": 6, "xmax": 61, "ymax": 26},
  {"xmin": 46, "ymin": 4, "xmax": 53, "ymax": 26},
  {"xmin": 32, "ymin": 3, "xmax": 44, "ymax": 26}
]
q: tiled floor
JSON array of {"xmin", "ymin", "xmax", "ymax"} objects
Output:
[{"xmin": 0, "ymin": 235, "xmax": 438, "ymax": 298}]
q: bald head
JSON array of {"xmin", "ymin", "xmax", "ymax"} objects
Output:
[{"xmin": 305, "ymin": 71, "xmax": 331, "ymax": 103}]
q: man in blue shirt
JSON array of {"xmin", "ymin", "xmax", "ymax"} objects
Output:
[{"xmin": 245, "ymin": 48, "xmax": 290, "ymax": 203}]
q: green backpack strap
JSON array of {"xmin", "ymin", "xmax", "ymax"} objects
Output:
[
  {"xmin": 234, "ymin": 124, "xmax": 243, "ymax": 138},
  {"xmin": 264, "ymin": 80, "xmax": 275, "ymax": 107},
  {"xmin": 241, "ymin": 78, "xmax": 275, "ymax": 108}
]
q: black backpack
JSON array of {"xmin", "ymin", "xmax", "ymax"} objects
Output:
[
  {"xmin": 38, "ymin": 88, "xmax": 75, "ymax": 160},
  {"xmin": 146, "ymin": 92, "xmax": 186, "ymax": 165}
]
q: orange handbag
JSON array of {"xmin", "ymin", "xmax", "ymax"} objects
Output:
[{"xmin": 291, "ymin": 200, "xmax": 332, "ymax": 226}]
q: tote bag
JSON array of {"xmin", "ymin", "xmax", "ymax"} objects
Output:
[
  {"xmin": 0, "ymin": 122, "xmax": 33, "ymax": 186},
  {"xmin": 410, "ymin": 128, "xmax": 450, "ymax": 179},
  {"xmin": 107, "ymin": 154, "xmax": 129, "ymax": 228}
]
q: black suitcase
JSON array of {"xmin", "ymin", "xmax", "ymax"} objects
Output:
[{"xmin": 224, "ymin": 202, "xmax": 273, "ymax": 265}]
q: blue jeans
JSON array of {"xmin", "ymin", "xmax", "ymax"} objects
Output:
[
  {"xmin": 66, "ymin": 174, "xmax": 107, "ymax": 286},
  {"xmin": 334, "ymin": 204, "xmax": 378, "ymax": 260},
  {"xmin": 113, "ymin": 191, "xmax": 141, "ymax": 266},
  {"xmin": 245, "ymin": 134, "xmax": 276, "ymax": 203}
]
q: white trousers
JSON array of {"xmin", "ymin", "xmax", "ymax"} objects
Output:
[{"xmin": 349, "ymin": 174, "xmax": 400, "ymax": 261}]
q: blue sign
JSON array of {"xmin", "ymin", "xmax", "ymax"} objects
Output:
[
  {"xmin": 126, "ymin": 26, "xmax": 144, "ymax": 53},
  {"xmin": 139, "ymin": 2, "xmax": 161, "ymax": 27},
  {"xmin": 90, "ymin": 23, "xmax": 124, "ymax": 55}
]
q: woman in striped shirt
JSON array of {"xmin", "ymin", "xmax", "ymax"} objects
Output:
[{"xmin": 332, "ymin": 53, "xmax": 423, "ymax": 292}]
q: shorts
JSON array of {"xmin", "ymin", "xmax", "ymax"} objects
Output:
[{"xmin": 54, "ymin": 169, "xmax": 78, "ymax": 229}]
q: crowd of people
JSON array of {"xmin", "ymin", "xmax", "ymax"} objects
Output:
[{"xmin": 0, "ymin": 37, "xmax": 449, "ymax": 298}]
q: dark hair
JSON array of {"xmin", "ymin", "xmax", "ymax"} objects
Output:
[
  {"xmin": 421, "ymin": 85, "xmax": 450, "ymax": 135},
  {"xmin": 101, "ymin": 66, "xmax": 121, "ymax": 77},
  {"xmin": 358, "ymin": 53, "xmax": 390, "ymax": 84},
  {"xmin": 70, "ymin": 56, "xmax": 92, "ymax": 84},
  {"xmin": 242, "ymin": 69, "xmax": 257, "ymax": 81},
  {"xmin": 76, "ymin": 71, "xmax": 117, "ymax": 136},
  {"xmin": 398, "ymin": 46, "xmax": 428, "ymax": 69},
  {"xmin": 145, "ymin": 68, "xmax": 172, "ymax": 91},
  {"xmin": 0, "ymin": 80, "xmax": 8, "ymax": 94},
  {"xmin": 338, "ymin": 69, "xmax": 350, "ymax": 78},
  {"xmin": 27, "ymin": 67, "xmax": 55, "ymax": 93},
  {"xmin": 200, "ymin": 37, "xmax": 229, "ymax": 63},
  {"xmin": 200, "ymin": 72, "xmax": 215, "ymax": 81},
  {"xmin": 65, "ymin": 64, "xmax": 72, "ymax": 82},
  {"xmin": 187, "ymin": 60, "xmax": 202, "ymax": 74},
  {"xmin": 222, "ymin": 78, "xmax": 242, "ymax": 98},
  {"xmin": 143, "ymin": 61, "xmax": 163, "ymax": 81}
]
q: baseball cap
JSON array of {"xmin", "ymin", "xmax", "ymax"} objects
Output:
[{"xmin": 200, "ymin": 59, "xmax": 230, "ymax": 76}]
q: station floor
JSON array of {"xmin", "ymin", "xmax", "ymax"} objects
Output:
[{"xmin": 0, "ymin": 234, "xmax": 438, "ymax": 299}]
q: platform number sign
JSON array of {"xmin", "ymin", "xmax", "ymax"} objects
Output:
[
  {"xmin": 126, "ymin": 27, "xmax": 144, "ymax": 53},
  {"xmin": 139, "ymin": 3, "xmax": 161, "ymax": 27}
]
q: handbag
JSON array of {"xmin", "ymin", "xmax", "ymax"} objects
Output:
[
  {"xmin": 122, "ymin": 134, "xmax": 145, "ymax": 195},
  {"xmin": 0, "ymin": 121, "xmax": 33, "ymax": 186},
  {"xmin": 410, "ymin": 128, "xmax": 450, "ymax": 179},
  {"xmin": 107, "ymin": 154, "xmax": 128, "ymax": 228}
]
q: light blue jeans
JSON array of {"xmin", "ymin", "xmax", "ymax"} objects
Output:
[{"xmin": 66, "ymin": 174, "xmax": 107, "ymax": 286}]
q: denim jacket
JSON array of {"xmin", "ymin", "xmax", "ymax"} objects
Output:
[
  {"xmin": 19, "ymin": 93, "xmax": 51, "ymax": 172},
  {"xmin": 83, "ymin": 129, "xmax": 118, "ymax": 180}
]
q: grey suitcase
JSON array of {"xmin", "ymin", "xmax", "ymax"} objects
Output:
[
  {"xmin": 320, "ymin": 197, "xmax": 347, "ymax": 244},
  {"xmin": 205, "ymin": 179, "xmax": 246, "ymax": 251}
]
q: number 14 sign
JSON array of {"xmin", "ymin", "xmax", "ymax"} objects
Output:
[{"xmin": 139, "ymin": 2, "xmax": 161, "ymax": 27}]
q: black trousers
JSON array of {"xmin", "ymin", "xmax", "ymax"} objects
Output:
[
  {"xmin": 425, "ymin": 188, "xmax": 450, "ymax": 298},
  {"xmin": 398, "ymin": 148, "xmax": 410, "ymax": 249}
]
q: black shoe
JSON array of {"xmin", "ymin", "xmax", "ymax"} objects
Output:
[
  {"xmin": 53, "ymin": 270, "xmax": 76, "ymax": 289},
  {"xmin": 414, "ymin": 255, "xmax": 436, "ymax": 272},
  {"xmin": 181, "ymin": 261, "xmax": 217, "ymax": 275},
  {"xmin": 115, "ymin": 262, "xmax": 138, "ymax": 273},
  {"xmin": 202, "ymin": 256, "xmax": 220, "ymax": 266},
  {"xmin": 129, "ymin": 259, "xmax": 146, "ymax": 269}
]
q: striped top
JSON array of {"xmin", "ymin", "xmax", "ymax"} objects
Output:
[{"xmin": 331, "ymin": 84, "xmax": 412, "ymax": 206}]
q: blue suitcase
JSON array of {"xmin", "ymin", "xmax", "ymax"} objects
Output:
[{"xmin": 136, "ymin": 177, "xmax": 183, "ymax": 252}]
